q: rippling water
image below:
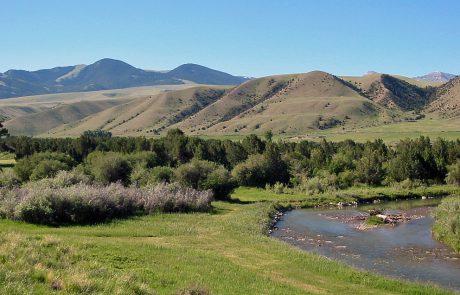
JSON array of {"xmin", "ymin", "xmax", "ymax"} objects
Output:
[{"xmin": 272, "ymin": 199, "xmax": 460, "ymax": 291}]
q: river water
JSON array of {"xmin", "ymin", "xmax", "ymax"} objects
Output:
[{"xmin": 272, "ymin": 199, "xmax": 460, "ymax": 291}]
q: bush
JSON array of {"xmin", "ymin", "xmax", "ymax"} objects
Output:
[
  {"xmin": 24, "ymin": 170, "xmax": 92, "ymax": 189},
  {"xmin": 295, "ymin": 171, "xmax": 339, "ymax": 194},
  {"xmin": 29, "ymin": 160, "xmax": 69, "ymax": 181},
  {"xmin": 130, "ymin": 165, "xmax": 176, "ymax": 188},
  {"xmin": 432, "ymin": 196, "xmax": 460, "ymax": 252},
  {"xmin": 150, "ymin": 166, "xmax": 175, "ymax": 184},
  {"xmin": 175, "ymin": 160, "xmax": 236, "ymax": 199},
  {"xmin": 0, "ymin": 169, "xmax": 20, "ymax": 188},
  {"xmin": 265, "ymin": 182, "xmax": 289, "ymax": 194},
  {"xmin": 126, "ymin": 151, "xmax": 159, "ymax": 168},
  {"xmin": 231, "ymin": 145, "xmax": 290, "ymax": 187},
  {"xmin": 85, "ymin": 152, "xmax": 132, "ymax": 185},
  {"xmin": 14, "ymin": 152, "xmax": 75, "ymax": 182},
  {"xmin": 0, "ymin": 183, "xmax": 213, "ymax": 225},
  {"xmin": 232, "ymin": 154, "xmax": 267, "ymax": 187},
  {"xmin": 391, "ymin": 178, "xmax": 425, "ymax": 190},
  {"xmin": 446, "ymin": 160, "xmax": 460, "ymax": 186}
]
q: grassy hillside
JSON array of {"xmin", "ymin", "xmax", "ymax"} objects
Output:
[
  {"xmin": 5, "ymin": 100, "xmax": 130, "ymax": 136},
  {"xmin": 175, "ymin": 71, "xmax": 407, "ymax": 135},
  {"xmin": 0, "ymin": 200, "xmax": 451, "ymax": 294},
  {"xmin": 1, "ymin": 71, "xmax": 460, "ymax": 142},
  {"xmin": 426, "ymin": 76, "xmax": 460, "ymax": 118},
  {"xmin": 47, "ymin": 86, "xmax": 230, "ymax": 137},
  {"xmin": 342, "ymin": 74, "xmax": 436, "ymax": 111}
]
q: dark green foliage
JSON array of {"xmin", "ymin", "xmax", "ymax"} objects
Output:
[
  {"xmin": 164, "ymin": 128, "xmax": 191, "ymax": 165},
  {"xmin": 150, "ymin": 166, "xmax": 175, "ymax": 183},
  {"xmin": 232, "ymin": 145, "xmax": 289, "ymax": 187},
  {"xmin": 126, "ymin": 151, "xmax": 159, "ymax": 168},
  {"xmin": 14, "ymin": 152, "xmax": 75, "ymax": 182},
  {"xmin": 1, "ymin": 129, "xmax": 460, "ymax": 189},
  {"xmin": 355, "ymin": 142, "xmax": 385, "ymax": 185},
  {"xmin": 30, "ymin": 160, "xmax": 69, "ymax": 181},
  {"xmin": 175, "ymin": 160, "xmax": 236, "ymax": 199},
  {"xmin": 241, "ymin": 134, "xmax": 265, "ymax": 155},
  {"xmin": 85, "ymin": 152, "xmax": 132, "ymax": 185}
]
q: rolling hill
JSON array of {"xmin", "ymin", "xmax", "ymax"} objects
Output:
[
  {"xmin": 0, "ymin": 59, "xmax": 249, "ymax": 99},
  {"xmin": 45, "ymin": 86, "xmax": 230, "ymax": 137},
  {"xmin": 174, "ymin": 71, "xmax": 407, "ymax": 135},
  {"xmin": 342, "ymin": 73, "xmax": 437, "ymax": 111},
  {"xmin": 425, "ymin": 76, "xmax": 460, "ymax": 118},
  {"xmin": 1, "ymin": 70, "xmax": 459, "ymax": 139}
]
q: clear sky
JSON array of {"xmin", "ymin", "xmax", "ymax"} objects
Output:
[{"xmin": 1, "ymin": 0, "xmax": 459, "ymax": 77}]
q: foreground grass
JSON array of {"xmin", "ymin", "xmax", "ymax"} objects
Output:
[
  {"xmin": 0, "ymin": 200, "xmax": 454, "ymax": 294},
  {"xmin": 233, "ymin": 185, "xmax": 460, "ymax": 208}
]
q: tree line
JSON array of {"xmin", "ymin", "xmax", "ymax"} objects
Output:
[{"xmin": 1, "ymin": 129, "xmax": 460, "ymax": 196}]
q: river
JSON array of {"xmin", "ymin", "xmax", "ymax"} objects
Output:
[{"xmin": 271, "ymin": 198, "xmax": 460, "ymax": 291}]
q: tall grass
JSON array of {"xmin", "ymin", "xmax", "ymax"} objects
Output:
[
  {"xmin": 0, "ymin": 182, "xmax": 213, "ymax": 225},
  {"xmin": 432, "ymin": 196, "xmax": 460, "ymax": 252}
]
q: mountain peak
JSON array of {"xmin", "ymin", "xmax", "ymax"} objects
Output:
[{"xmin": 414, "ymin": 72, "xmax": 457, "ymax": 83}]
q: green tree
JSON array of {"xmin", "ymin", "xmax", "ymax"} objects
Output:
[
  {"xmin": 264, "ymin": 130, "xmax": 273, "ymax": 142},
  {"xmin": 355, "ymin": 145, "xmax": 384, "ymax": 185}
]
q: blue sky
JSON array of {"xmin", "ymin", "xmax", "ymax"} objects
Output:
[{"xmin": 1, "ymin": 0, "xmax": 459, "ymax": 77}]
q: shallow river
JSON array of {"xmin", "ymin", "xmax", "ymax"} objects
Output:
[{"xmin": 272, "ymin": 199, "xmax": 460, "ymax": 291}]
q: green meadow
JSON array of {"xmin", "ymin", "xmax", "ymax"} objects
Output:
[{"xmin": 0, "ymin": 196, "xmax": 455, "ymax": 294}]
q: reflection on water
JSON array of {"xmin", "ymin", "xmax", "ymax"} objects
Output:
[{"xmin": 272, "ymin": 199, "xmax": 460, "ymax": 291}]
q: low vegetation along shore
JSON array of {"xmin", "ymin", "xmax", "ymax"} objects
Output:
[{"xmin": 0, "ymin": 129, "xmax": 459, "ymax": 293}]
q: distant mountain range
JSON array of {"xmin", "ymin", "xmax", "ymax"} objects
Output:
[
  {"xmin": 0, "ymin": 58, "xmax": 250, "ymax": 99},
  {"xmin": 414, "ymin": 71, "xmax": 457, "ymax": 83}
]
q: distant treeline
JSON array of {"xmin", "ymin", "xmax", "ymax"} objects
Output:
[{"xmin": 1, "ymin": 130, "xmax": 459, "ymax": 190}]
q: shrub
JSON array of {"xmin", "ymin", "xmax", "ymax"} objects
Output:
[
  {"xmin": 231, "ymin": 145, "xmax": 290, "ymax": 187},
  {"xmin": 175, "ymin": 160, "xmax": 236, "ymax": 199},
  {"xmin": 85, "ymin": 152, "xmax": 132, "ymax": 185},
  {"xmin": 150, "ymin": 166, "xmax": 174, "ymax": 184},
  {"xmin": 0, "ymin": 183, "xmax": 213, "ymax": 225},
  {"xmin": 391, "ymin": 178, "xmax": 425, "ymax": 190},
  {"xmin": 24, "ymin": 170, "xmax": 92, "ymax": 189},
  {"xmin": 0, "ymin": 169, "xmax": 20, "ymax": 188},
  {"xmin": 446, "ymin": 160, "xmax": 460, "ymax": 186},
  {"xmin": 29, "ymin": 160, "xmax": 69, "ymax": 181},
  {"xmin": 126, "ymin": 151, "xmax": 159, "ymax": 168},
  {"xmin": 265, "ymin": 182, "xmax": 289, "ymax": 194},
  {"xmin": 14, "ymin": 152, "xmax": 75, "ymax": 182},
  {"xmin": 232, "ymin": 154, "xmax": 267, "ymax": 187},
  {"xmin": 432, "ymin": 196, "xmax": 460, "ymax": 252},
  {"xmin": 295, "ymin": 171, "xmax": 339, "ymax": 194}
]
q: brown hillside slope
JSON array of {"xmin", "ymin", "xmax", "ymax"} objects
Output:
[
  {"xmin": 175, "ymin": 71, "xmax": 405, "ymax": 135},
  {"xmin": 47, "ymin": 86, "xmax": 229, "ymax": 137},
  {"xmin": 426, "ymin": 76, "xmax": 460, "ymax": 118},
  {"xmin": 4, "ymin": 99, "xmax": 128, "ymax": 136},
  {"xmin": 342, "ymin": 74, "xmax": 435, "ymax": 110}
]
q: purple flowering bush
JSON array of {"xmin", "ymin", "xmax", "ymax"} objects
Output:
[{"xmin": 0, "ymin": 182, "xmax": 213, "ymax": 225}]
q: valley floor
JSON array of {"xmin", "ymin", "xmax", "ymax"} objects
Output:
[{"xmin": 0, "ymin": 191, "xmax": 456, "ymax": 294}]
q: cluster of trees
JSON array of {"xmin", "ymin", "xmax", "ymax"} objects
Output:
[{"xmin": 1, "ymin": 129, "xmax": 460, "ymax": 198}]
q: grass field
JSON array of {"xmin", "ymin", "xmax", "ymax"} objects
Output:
[
  {"xmin": 0, "ymin": 199, "xmax": 454, "ymax": 295},
  {"xmin": 232, "ymin": 186, "xmax": 460, "ymax": 207}
]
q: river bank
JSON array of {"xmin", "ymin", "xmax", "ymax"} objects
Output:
[{"xmin": 271, "ymin": 198, "xmax": 460, "ymax": 291}]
